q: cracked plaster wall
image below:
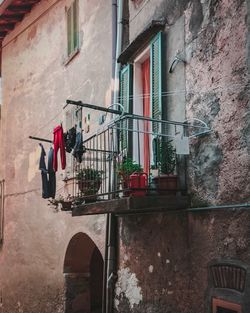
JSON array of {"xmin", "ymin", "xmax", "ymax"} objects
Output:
[
  {"xmin": 115, "ymin": 210, "xmax": 250, "ymax": 313},
  {"xmin": 129, "ymin": 0, "xmax": 249, "ymax": 204},
  {"xmin": 114, "ymin": 1, "xmax": 250, "ymax": 313}
]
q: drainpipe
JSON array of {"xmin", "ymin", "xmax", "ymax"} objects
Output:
[
  {"xmin": 113, "ymin": 0, "xmax": 123, "ymax": 107},
  {"xmin": 103, "ymin": 1, "xmax": 121, "ymax": 312},
  {"xmin": 111, "ymin": 0, "xmax": 117, "ymax": 104},
  {"xmin": 102, "ymin": 213, "xmax": 109, "ymax": 313},
  {"xmin": 111, "ymin": 0, "xmax": 123, "ymax": 198},
  {"xmin": 106, "ymin": 213, "xmax": 117, "ymax": 313}
]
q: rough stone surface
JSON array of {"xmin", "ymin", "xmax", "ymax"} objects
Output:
[
  {"xmin": 115, "ymin": 210, "xmax": 250, "ymax": 313},
  {"xmin": 185, "ymin": 0, "xmax": 250, "ymax": 204},
  {"xmin": 113, "ymin": 1, "xmax": 250, "ymax": 313}
]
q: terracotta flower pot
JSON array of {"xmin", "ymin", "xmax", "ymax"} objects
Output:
[
  {"xmin": 77, "ymin": 179, "xmax": 101, "ymax": 202},
  {"xmin": 152, "ymin": 174, "xmax": 178, "ymax": 195},
  {"xmin": 60, "ymin": 201, "xmax": 72, "ymax": 211}
]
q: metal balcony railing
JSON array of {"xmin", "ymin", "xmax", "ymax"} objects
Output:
[{"xmin": 63, "ymin": 114, "xmax": 210, "ymax": 206}]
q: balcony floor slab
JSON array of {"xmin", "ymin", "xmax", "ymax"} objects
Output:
[{"xmin": 72, "ymin": 195, "xmax": 190, "ymax": 216}]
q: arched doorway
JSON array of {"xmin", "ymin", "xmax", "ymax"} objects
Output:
[{"xmin": 64, "ymin": 233, "xmax": 103, "ymax": 313}]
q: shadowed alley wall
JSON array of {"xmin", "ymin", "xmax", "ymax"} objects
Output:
[{"xmin": 0, "ymin": 0, "xmax": 111, "ymax": 312}]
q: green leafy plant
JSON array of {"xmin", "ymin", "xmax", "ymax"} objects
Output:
[
  {"xmin": 76, "ymin": 168, "xmax": 103, "ymax": 182},
  {"xmin": 117, "ymin": 158, "xmax": 143, "ymax": 180},
  {"xmin": 152, "ymin": 139, "xmax": 176, "ymax": 175},
  {"xmin": 159, "ymin": 140, "xmax": 176, "ymax": 175},
  {"xmin": 48, "ymin": 194, "xmax": 73, "ymax": 212},
  {"xmin": 76, "ymin": 168, "xmax": 103, "ymax": 198}
]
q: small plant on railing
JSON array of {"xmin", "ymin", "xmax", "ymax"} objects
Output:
[
  {"xmin": 48, "ymin": 194, "xmax": 74, "ymax": 212},
  {"xmin": 76, "ymin": 168, "xmax": 103, "ymax": 202},
  {"xmin": 152, "ymin": 140, "xmax": 178, "ymax": 194},
  {"xmin": 159, "ymin": 140, "xmax": 176, "ymax": 175},
  {"xmin": 117, "ymin": 158, "xmax": 143, "ymax": 181},
  {"xmin": 117, "ymin": 158, "xmax": 143, "ymax": 196}
]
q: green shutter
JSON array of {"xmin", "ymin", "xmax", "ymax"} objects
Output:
[
  {"xmin": 67, "ymin": 6, "xmax": 72, "ymax": 56},
  {"xmin": 67, "ymin": 0, "xmax": 79, "ymax": 56},
  {"xmin": 120, "ymin": 64, "xmax": 132, "ymax": 151},
  {"xmin": 150, "ymin": 32, "xmax": 163, "ymax": 133},
  {"xmin": 73, "ymin": 0, "xmax": 79, "ymax": 50}
]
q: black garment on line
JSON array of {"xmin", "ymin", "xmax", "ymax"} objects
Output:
[
  {"xmin": 39, "ymin": 144, "xmax": 56, "ymax": 199},
  {"xmin": 48, "ymin": 147, "xmax": 56, "ymax": 199},
  {"xmin": 64, "ymin": 127, "xmax": 76, "ymax": 153},
  {"xmin": 73, "ymin": 131, "xmax": 85, "ymax": 163},
  {"xmin": 39, "ymin": 144, "xmax": 50, "ymax": 199}
]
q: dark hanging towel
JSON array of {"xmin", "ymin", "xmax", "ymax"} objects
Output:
[
  {"xmin": 39, "ymin": 144, "xmax": 50, "ymax": 199},
  {"xmin": 48, "ymin": 147, "xmax": 56, "ymax": 199}
]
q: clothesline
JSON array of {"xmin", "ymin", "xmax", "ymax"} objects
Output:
[
  {"xmin": 9, "ymin": 79, "xmax": 247, "ymax": 150},
  {"xmin": 29, "ymin": 134, "xmax": 113, "ymax": 154},
  {"xmin": 29, "ymin": 136, "xmax": 53, "ymax": 143}
]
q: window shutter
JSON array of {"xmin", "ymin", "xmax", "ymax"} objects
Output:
[
  {"xmin": 73, "ymin": 0, "xmax": 79, "ymax": 51},
  {"xmin": 67, "ymin": 6, "xmax": 72, "ymax": 56},
  {"xmin": 150, "ymin": 32, "xmax": 163, "ymax": 133},
  {"xmin": 67, "ymin": 0, "xmax": 79, "ymax": 57},
  {"xmin": 120, "ymin": 64, "xmax": 132, "ymax": 151}
]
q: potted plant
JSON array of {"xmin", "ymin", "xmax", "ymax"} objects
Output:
[
  {"xmin": 76, "ymin": 168, "xmax": 103, "ymax": 202},
  {"xmin": 48, "ymin": 194, "xmax": 73, "ymax": 211},
  {"xmin": 117, "ymin": 158, "xmax": 143, "ymax": 196},
  {"xmin": 152, "ymin": 140, "xmax": 178, "ymax": 195}
]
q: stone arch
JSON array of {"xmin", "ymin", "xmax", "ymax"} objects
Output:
[{"xmin": 63, "ymin": 232, "xmax": 103, "ymax": 313}]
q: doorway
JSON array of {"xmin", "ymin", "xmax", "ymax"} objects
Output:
[
  {"xmin": 63, "ymin": 233, "xmax": 103, "ymax": 313},
  {"xmin": 133, "ymin": 46, "xmax": 151, "ymax": 173}
]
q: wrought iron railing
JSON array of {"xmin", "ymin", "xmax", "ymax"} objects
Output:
[{"xmin": 63, "ymin": 114, "xmax": 210, "ymax": 206}]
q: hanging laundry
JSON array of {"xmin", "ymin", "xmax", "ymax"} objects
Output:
[
  {"xmin": 39, "ymin": 144, "xmax": 50, "ymax": 199},
  {"xmin": 73, "ymin": 131, "xmax": 84, "ymax": 163},
  {"xmin": 53, "ymin": 125, "xmax": 66, "ymax": 171},
  {"xmin": 64, "ymin": 126, "xmax": 76, "ymax": 153},
  {"xmin": 39, "ymin": 144, "xmax": 57, "ymax": 199},
  {"xmin": 48, "ymin": 147, "xmax": 56, "ymax": 198}
]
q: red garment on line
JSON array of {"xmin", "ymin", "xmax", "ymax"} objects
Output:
[{"xmin": 53, "ymin": 125, "xmax": 66, "ymax": 172}]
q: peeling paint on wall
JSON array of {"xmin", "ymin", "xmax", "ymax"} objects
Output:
[{"xmin": 115, "ymin": 267, "xmax": 142, "ymax": 310}]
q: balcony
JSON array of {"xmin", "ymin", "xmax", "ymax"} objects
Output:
[{"xmin": 58, "ymin": 113, "xmax": 210, "ymax": 215}]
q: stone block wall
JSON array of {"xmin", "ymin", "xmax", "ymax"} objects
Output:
[{"xmin": 114, "ymin": 209, "xmax": 250, "ymax": 313}]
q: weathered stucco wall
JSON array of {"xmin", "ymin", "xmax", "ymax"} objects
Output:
[
  {"xmin": 113, "ymin": 1, "xmax": 250, "ymax": 313},
  {"xmin": 115, "ymin": 209, "xmax": 250, "ymax": 313},
  {"xmin": 0, "ymin": 0, "xmax": 111, "ymax": 312},
  {"xmin": 185, "ymin": 0, "xmax": 249, "ymax": 205},
  {"xmin": 115, "ymin": 213, "xmax": 190, "ymax": 313},
  {"xmin": 129, "ymin": 0, "xmax": 249, "ymax": 205}
]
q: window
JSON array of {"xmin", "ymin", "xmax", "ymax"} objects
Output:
[
  {"xmin": 119, "ymin": 32, "xmax": 163, "ymax": 172},
  {"xmin": 212, "ymin": 298, "xmax": 242, "ymax": 313},
  {"xmin": 67, "ymin": 0, "xmax": 79, "ymax": 57}
]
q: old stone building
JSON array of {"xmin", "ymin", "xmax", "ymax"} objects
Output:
[{"xmin": 0, "ymin": 0, "xmax": 249, "ymax": 313}]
